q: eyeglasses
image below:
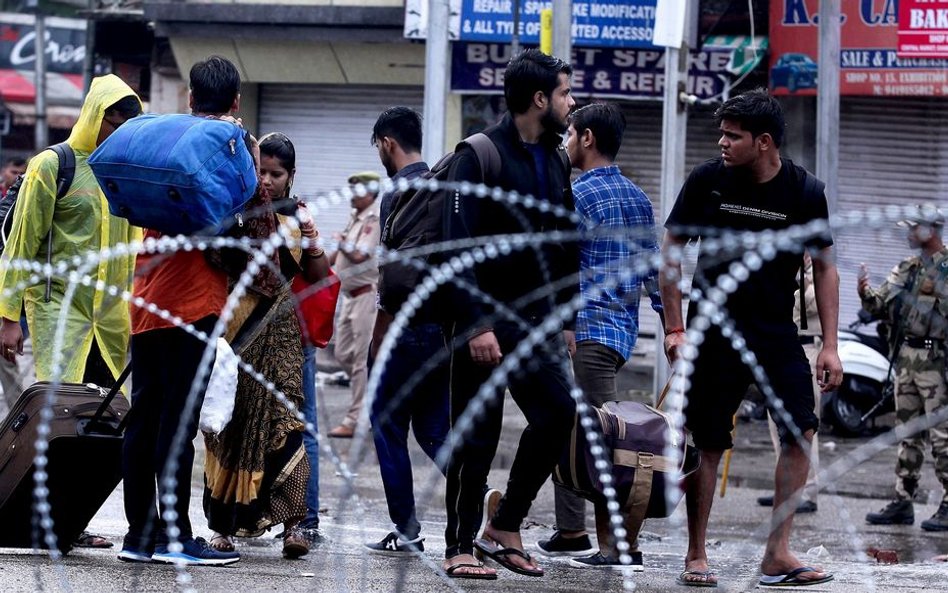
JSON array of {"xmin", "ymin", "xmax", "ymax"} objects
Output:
[{"xmin": 103, "ymin": 117, "xmax": 127, "ymax": 130}]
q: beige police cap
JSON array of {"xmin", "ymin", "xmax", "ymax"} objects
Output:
[{"xmin": 347, "ymin": 171, "xmax": 381, "ymax": 185}]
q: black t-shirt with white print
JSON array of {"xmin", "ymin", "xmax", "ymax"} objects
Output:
[{"xmin": 665, "ymin": 157, "xmax": 833, "ymax": 336}]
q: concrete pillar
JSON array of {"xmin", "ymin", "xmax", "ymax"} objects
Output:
[
  {"xmin": 148, "ymin": 70, "xmax": 188, "ymax": 115},
  {"xmin": 443, "ymin": 92, "xmax": 462, "ymax": 155},
  {"xmin": 238, "ymin": 82, "xmax": 259, "ymax": 137}
]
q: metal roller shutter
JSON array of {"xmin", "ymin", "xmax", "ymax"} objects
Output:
[
  {"xmin": 258, "ymin": 85, "xmax": 425, "ymax": 237},
  {"xmin": 836, "ymin": 97, "xmax": 948, "ymax": 327},
  {"xmin": 615, "ymin": 103, "xmax": 722, "ymax": 204}
]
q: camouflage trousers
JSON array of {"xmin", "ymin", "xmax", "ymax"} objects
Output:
[{"xmin": 894, "ymin": 345, "xmax": 948, "ymax": 502}]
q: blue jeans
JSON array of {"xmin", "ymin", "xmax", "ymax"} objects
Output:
[
  {"xmin": 371, "ymin": 322, "xmax": 450, "ymax": 540},
  {"xmin": 300, "ymin": 345, "xmax": 320, "ymax": 528}
]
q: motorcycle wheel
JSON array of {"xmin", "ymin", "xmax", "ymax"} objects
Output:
[{"xmin": 824, "ymin": 388, "xmax": 868, "ymax": 436}]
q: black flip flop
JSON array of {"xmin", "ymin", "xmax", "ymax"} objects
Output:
[
  {"xmin": 759, "ymin": 566, "xmax": 834, "ymax": 587},
  {"xmin": 445, "ymin": 562, "xmax": 498, "ymax": 580},
  {"xmin": 73, "ymin": 531, "xmax": 114, "ymax": 549},
  {"xmin": 474, "ymin": 538, "xmax": 544, "ymax": 577}
]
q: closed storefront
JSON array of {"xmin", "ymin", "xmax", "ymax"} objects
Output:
[
  {"xmin": 258, "ymin": 84, "xmax": 425, "ymax": 237},
  {"xmin": 836, "ymin": 96, "xmax": 948, "ymax": 326}
]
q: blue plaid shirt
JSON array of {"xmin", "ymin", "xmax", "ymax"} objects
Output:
[{"xmin": 574, "ymin": 165, "xmax": 660, "ymax": 360}]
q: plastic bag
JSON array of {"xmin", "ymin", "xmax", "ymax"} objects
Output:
[{"xmin": 200, "ymin": 338, "xmax": 239, "ymax": 434}]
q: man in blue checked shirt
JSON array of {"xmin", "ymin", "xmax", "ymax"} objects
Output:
[{"xmin": 536, "ymin": 102, "xmax": 662, "ymax": 570}]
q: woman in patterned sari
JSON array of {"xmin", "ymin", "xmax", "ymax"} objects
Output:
[{"xmin": 203, "ymin": 133, "xmax": 330, "ymax": 558}]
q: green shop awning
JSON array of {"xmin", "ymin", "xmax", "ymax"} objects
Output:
[{"xmin": 702, "ymin": 35, "xmax": 769, "ymax": 77}]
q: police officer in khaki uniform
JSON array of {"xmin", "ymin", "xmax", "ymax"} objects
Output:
[
  {"xmin": 328, "ymin": 171, "xmax": 382, "ymax": 438},
  {"xmin": 860, "ymin": 205, "xmax": 948, "ymax": 531}
]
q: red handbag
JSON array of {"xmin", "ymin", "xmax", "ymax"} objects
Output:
[{"xmin": 292, "ymin": 269, "xmax": 341, "ymax": 348}]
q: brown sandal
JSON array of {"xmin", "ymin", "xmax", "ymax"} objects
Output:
[
  {"xmin": 283, "ymin": 528, "xmax": 310, "ymax": 559},
  {"xmin": 209, "ymin": 533, "xmax": 235, "ymax": 552}
]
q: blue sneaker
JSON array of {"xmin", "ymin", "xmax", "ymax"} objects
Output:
[
  {"xmin": 152, "ymin": 537, "xmax": 240, "ymax": 566},
  {"xmin": 117, "ymin": 547, "xmax": 153, "ymax": 563}
]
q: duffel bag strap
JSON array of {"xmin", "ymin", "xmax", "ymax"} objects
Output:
[
  {"xmin": 614, "ymin": 450, "xmax": 676, "ymax": 471},
  {"xmin": 620, "ymin": 451, "xmax": 655, "ymax": 548}
]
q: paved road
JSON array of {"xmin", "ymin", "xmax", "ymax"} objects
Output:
[{"xmin": 0, "ymin": 382, "xmax": 945, "ymax": 592}]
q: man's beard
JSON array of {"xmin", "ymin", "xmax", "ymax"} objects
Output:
[
  {"xmin": 382, "ymin": 153, "xmax": 397, "ymax": 178},
  {"xmin": 541, "ymin": 103, "xmax": 568, "ymax": 135}
]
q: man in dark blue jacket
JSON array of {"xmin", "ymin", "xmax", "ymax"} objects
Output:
[
  {"xmin": 440, "ymin": 48, "xmax": 578, "ymax": 580},
  {"xmin": 364, "ymin": 106, "xmax": 450, "ymax": 556}
]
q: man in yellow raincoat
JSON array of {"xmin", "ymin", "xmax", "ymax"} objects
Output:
[{"xmin": 0, "ymin": 75, "xmax": 142, "ymax": 387}]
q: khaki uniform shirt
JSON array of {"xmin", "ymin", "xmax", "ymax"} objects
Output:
[
  {"xmin": 335, "ymin": 201, "xmax": 381, "ymax": 293},
  {"xmin": 861, "ymin": 246, "xmax": 948, "ymax": 341}
]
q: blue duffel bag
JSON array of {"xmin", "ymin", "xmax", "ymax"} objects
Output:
[{"xmin": 88, "ymin": 113, "xmax": 257, "ymax": 235}]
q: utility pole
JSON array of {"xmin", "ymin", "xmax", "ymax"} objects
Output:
[
  {"xmin": 422, "ymin": 0, "xmax": 449, "ymax": 167},
  {"xmin": 551, "ymin": 0, "xmax": 571, "ymax": 62},
  {"xmin": 33, "ymin": 8, "xmax": 49, "ymax": 150},
  {"xmin": 817, "ymin": 0, "xmax": 840, "ymax": 213},
  {"xmin": 83, "ymin": 0, "xmax": 97, "ymax": 93},
  {"xmin": 653, "ymin": 0, "xmax": 694, "ymax": 400},
  {"xmin": 511, "ymin": 0, "xmax": 521, "ymax": 56}
]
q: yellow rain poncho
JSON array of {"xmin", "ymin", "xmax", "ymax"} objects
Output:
[{"xmin": 0, "ymin": 75, "xmax": 142, "ymax": 383}]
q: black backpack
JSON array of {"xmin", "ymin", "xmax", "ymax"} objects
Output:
[
  {"xmin": 0, "ymin": 143, "xmax": 76, "ymax": 302},
  {"xmin": 377, "ymin": 133, "xmax": 501, "ymax": 317}
]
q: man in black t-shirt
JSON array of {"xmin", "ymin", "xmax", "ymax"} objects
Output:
[{"xmin": 660, "ymin": 90, "xmax": 842, "ymax": 588}]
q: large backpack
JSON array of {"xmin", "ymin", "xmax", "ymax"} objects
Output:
[
  {"xmin": 0, "ymin": 143, "xmax": 75, "ymax": 302},
  {"xmin": 553, "ymin": 401, "xmax": 700, "ymax": 544},
  {"xmin": 377, "ymin": 133, "xmax": 501, "ymax": 316},
  {"xmin": 88, "ymin": 114, "xmax": 257, "ymax": 236}
]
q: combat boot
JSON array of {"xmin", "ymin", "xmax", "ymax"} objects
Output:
[
  {"xmin": 866, "ymin": 500, "xmax": 914, "ymax": 525},
  {"xmin": 920, "ymin": 502, "xmax": 948, "ymax": 531}
]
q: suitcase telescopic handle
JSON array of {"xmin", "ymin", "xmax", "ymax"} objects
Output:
[{"xmin": 89, "ymin": 364, "xmax": 133, "ymax": 425}]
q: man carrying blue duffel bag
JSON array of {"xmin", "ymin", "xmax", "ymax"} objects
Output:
[
  {"xmin": 113, "ymin": 55, "xmax": 246, "ymax": 566},
  {"xmin": 88, "ymin": 64, "xmax": 257, "ymax": 236}
]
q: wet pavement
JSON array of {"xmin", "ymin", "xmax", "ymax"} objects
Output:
[{"xmin": 0, "ymin": 379, "xmax": 946, "ymax": 592}]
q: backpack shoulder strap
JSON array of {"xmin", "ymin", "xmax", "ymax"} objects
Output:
[
  {"xmin": 462, "ymin": 132, "xmax": 502, "ymax": 184},
  {"xmin": 49, "ymin": 142, "xmax": 76, "ymax": 200},
  {"xmin": 41, "ymin": 143, "xmax": 75, "ymax": 302},
  {"xmin": 801, "ymin": 169, "xmax": 825, "ymax": 204}
]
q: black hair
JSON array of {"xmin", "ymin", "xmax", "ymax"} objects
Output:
[
  {"xmin": 371, "ymin": 107, "xmax": 423, "ymax": 154},
  {"xmin": 714, "ymin": 88, "xmax": 785, "ymax": 148},
  {"xmin": 259, "ymin": 132, "xmax": 296, "ymax": 173},
  {"xmin": 105, "ymin": 95, "xmax": 142, "ymax": 120},
  {"xmin": 3, "ymin": 157, "xmax": 26, "ymax": 169},
  {"xmin": 504, "ymin": 48, "xmax": 573, "ymax": 114},
  {"xmin": 570, "ymin": 103, "xmax": 625, "ymax": 161},
  {"xmin": 189, "ymin": 56, "xmax": 241, "ymax": 115}
]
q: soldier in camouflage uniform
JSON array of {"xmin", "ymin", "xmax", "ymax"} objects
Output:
[{"xmin": 859, "ymin": 206, "xmax": 948, "ymax": 531}]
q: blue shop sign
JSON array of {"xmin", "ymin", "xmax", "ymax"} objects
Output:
[
  {"xmin": 460, "ymin": 0, "xmax": 658, "ymax": 48},
  {"xmin": 452, "ymin": 43, "xmax": 733, "ymax": 101}
]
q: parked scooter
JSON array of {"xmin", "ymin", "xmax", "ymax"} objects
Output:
[{"xmin": 822, "ymin": 310, "xmax": 895, "ymax": 436}]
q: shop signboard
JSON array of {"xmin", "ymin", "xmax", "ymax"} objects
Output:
[
  {"xmin": 897, "ymin": 0, "xmax": 948, "ymax": 58},
  {"xmin": 452, "ymin": 42, "xmax": 732, "ymax": 101},
  {"xmin": 405, "ymin": 0, "xmax": 658, "ymax": 49},
  {"xmin": 0, "ymin": 13, "xmax": 85, "ymax": 75},
  {"xmin": 770, "ymin": 0, "xmax": 948, "ymax": 96}
]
